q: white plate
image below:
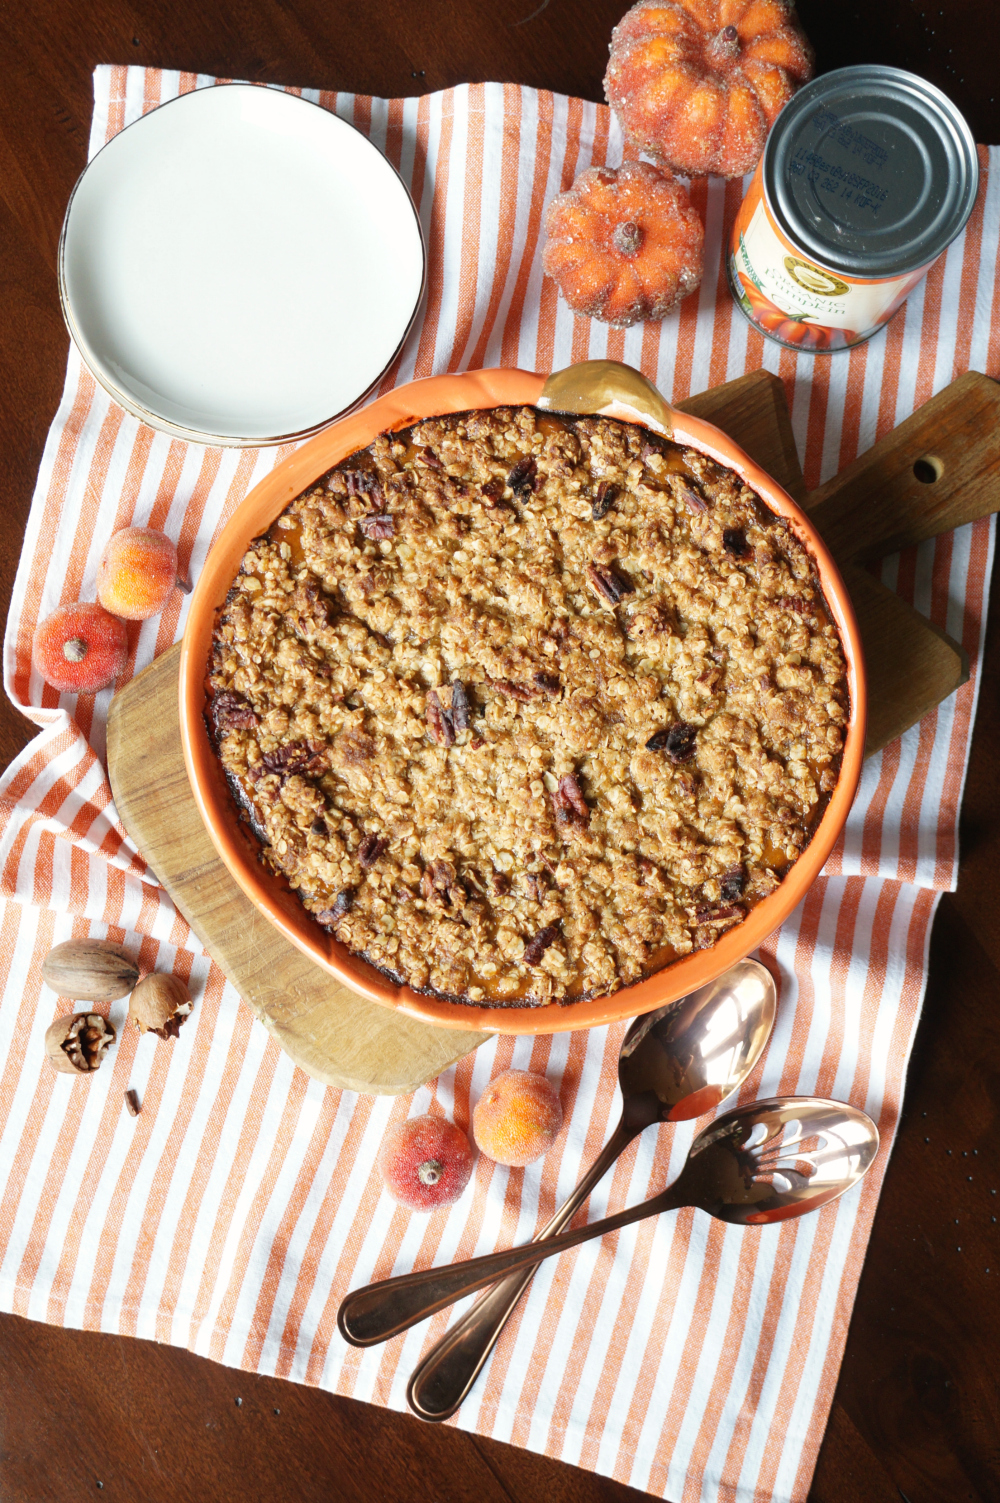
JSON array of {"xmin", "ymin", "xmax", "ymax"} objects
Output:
[{"xmin": 59, "ymin": 85, "xmax": 425, "ymax": 446}]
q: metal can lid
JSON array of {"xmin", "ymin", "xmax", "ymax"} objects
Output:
[{"xmin": 764, "ymin": 65, "xmax": 979, "ymax": 278}]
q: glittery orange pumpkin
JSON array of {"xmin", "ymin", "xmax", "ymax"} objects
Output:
[
  {"xmin": 542, "ymin": 161, "xmax": 704, "ymax": 328},
  {"xmin": 604, "ymin": 0, "xmax": 814, "ymax": 179}
]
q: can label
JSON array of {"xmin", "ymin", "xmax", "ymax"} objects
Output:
[{"xmin": 728, "ymin": 164, "xmax": 930, "ymax": 351}]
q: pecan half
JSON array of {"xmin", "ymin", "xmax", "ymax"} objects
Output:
[
  {"xmin": 587, "ymin": 562, "xmax": 635, "ymax": 605},
  {"xmin": 316, "ymin": 890, "xmax": 354, "ymax": 926},
  {"xmin": 490, "ymin": 869, "xmax": 511, "ymax": 896},
  {"xmin": 552, "ymin": 772, "xmax": 590, "ymax": 829},
  {"xmin": 719, "ymin": 865, "xmax": 745, "ymax": 903},
  {"xmin": 523, "ymin": 922, "xmax": 561, "ymax": 966},
  {"xmin": 489, "ymin": 677, "xmax": 536, "ymax": 703},
  {"xmin": 480, "ymin": 477, "xmax": 506, "ymax": 505},
  {"xmin": 261, "ymin": 740, "xmax": 327, "ymax": 776},
  {"xmin": 523, "ymin": 870, "xmax": 551, "ymax": 903},
  {"xmin": 694, "ymin": 903, "xmax": 743, "ymax": 925},
  {"xmin": 211, "ymin": 690, "xmax": 259, "ymax": 732},
  {"xmin": 507, "ymin": 455, "xmax": 537, "ymax": 497},
  {"xmin": 358, "ymin": 834, "xmax": 388, "ymax": 870},
  {"xmin": 646, "ymin": 722, "xmax": 698, "ymax": 763},
  {"xmin": 418, "ymin": 446, "xmax": 444, "ymax": 469},
  {"xmin": 358, "ymin": 513, "xmax": 395, "ymax": 541},
  {"xmin": 426, "ymin": 690, "xmax": 456, "ymax": 747},
  {"xmin": 591, "ymin": 481, "xmax": 618, "ymax": 520},
  {"xmin": 533, "ymin": 671, "xmax": 561, "ymax": 697},
  {"xmin": 420, "ymin": 858, "xmax": 464, "ymax": 907},
  {"xmin": 778, "ymin": 595, "xmax": 818, "ymax": 618},
  {"xmin": 722, "ymin": 527, "xmax": 749, "ymax": 558},
  {"xmin": 343, "ymin": 469, "xmax": 384, "ymax": 505},
  {"xmin": 680, "ymin": 484, "xmax": 708, "ymax": 515},
  {"xmin": 449, "ymin": 679, "xmax": 472, "ymax": 732}
]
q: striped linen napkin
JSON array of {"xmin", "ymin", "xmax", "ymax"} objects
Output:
[{"xmin": 0, "ymin": 64, "xmax": 996, "ymax": 1503}]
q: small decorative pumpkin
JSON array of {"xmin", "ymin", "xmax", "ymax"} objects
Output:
[
  {"xmin": 542, "ymin": 161, "xmax": 704, "ymax": 328},
  {"xmin": 604, "ymin": 0, "xmax": 814, "ymax": 179}
]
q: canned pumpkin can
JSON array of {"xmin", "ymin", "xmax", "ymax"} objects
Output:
[{"xmin": 728, "ymin": 66, "xmax": 979, "ymax": 353}]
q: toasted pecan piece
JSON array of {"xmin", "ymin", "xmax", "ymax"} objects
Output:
[
  {"xmin": 507, "ymin": 455, "xmax": 538, "ymax": 497},
  {"xmin": 646, "ymin": 722, "xmax": 697, "ymax": 763},
  {"xmin": 587, "ymin": 562, "xmax": 635, "ymax": 605},
  {"xmin": 523, "ymin": 922, "xmax": 561, "ymax": 966},
  {"xmin": 449, "ymin": 679, "xmax": 472, "ymax": 732},
  {"xmin": 315, "ymin": 890, "xmax": 355, "ymax": 926},
  {"xmin": 261, "ymin": 740, "xmax": 327, "ymax": 776},
  {"xmin": 211, "ymin": 690, "xmax": 259, "ymax": 732},
  {"xmin": 591, "ymin": 481, "xmax": 618, "ymax": 520},
  {"xmin": 358, "ymin": 834, "xmax": 388, "ymax": 870},
  {"xmin": 552, "ymin": 772, "xmax": 590, "ymax": 830},
  {"xmin": 358, "ymin": 514, "xmax": 395, "ymax": 541},
  {"xmin": 427, "ymin": 690, "xmax": 456, "ymax": 747}
]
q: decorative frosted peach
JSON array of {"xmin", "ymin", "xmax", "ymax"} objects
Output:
[
  {"xmin": 96, "ymin": 527, "xmax": 189, "ymax": 620},
  {"xmin": 32, "ymin": 603, "xmax": 128, "ymax": 694},
  {"xmin": 472, "ymin": 1069, "xmax": 564, "ymax": 1168},
  {"xmin": 378, "ymin": 1113, "xmax": 475, "ymax": 1211}
]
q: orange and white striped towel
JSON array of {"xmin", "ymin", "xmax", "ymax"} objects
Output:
[{"xmin": 0, "ymin": 65, "xmax": 995, "ymax": 1503}]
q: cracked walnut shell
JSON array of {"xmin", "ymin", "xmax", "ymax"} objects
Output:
[
  {"xmin": 128, "ymin": 974, "xmax": 193, "ymax": 1040},
  {"xmin": 45, "ymin": 1012, "xmax": 116, "ymax": 1075}
]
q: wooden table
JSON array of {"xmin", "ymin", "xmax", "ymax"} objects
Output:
[{"xmin": 1, "ymin": 4, "xmax": 997, "ymax": 1499}]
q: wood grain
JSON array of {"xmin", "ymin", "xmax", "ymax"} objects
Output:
[
  {"xmin": 682, "ymin": 371, "xmax": 974, "ymax": 757},
  {"xmin": 2, "ymin": 2, "xmax": 999, "ymax": 1500},
  {"xmin": 805, "ymin": 371, "xmax": 1000, "ymax": 565}
]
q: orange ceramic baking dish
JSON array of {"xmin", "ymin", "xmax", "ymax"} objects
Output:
[{"xmin": 179, "ymin": 366, "xmax": 866, "ymax": 1033}]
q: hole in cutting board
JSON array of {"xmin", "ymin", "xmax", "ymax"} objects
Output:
[{"xmin": 913, "ymin": 455, "xmax": 944, "ymax": 484}]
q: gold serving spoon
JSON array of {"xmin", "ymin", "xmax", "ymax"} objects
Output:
[
  {"xmin": 403, "ymin": 960, "xmax": 775, "ymax": 1420},
  {"xmin": 339, "ymin": 1095, "xmax": 878, "ymax": 1353},
  {"xmin": 536, "ymin": 359, "xmax": 674, "ymax": 437}
]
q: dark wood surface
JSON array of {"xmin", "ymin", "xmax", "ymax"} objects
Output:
[{"xmin": 1, "ymin": 3, "xmax": 997, "ymax": 1499}]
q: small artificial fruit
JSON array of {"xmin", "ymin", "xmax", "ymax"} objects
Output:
[
  {"xmin": 378, "ymin": 1114, "xmax": 475, "ymax": 1212},
  {"xmin": 604, "ymin": 0, "xmax": 814, "ymax": 179},
  {"xmin": 31, "ymin": 603, "xmax": 128, "ymax": 695},
  {"xmin": 128, "ymin": 973, "xmax": 193, "ymax": 1040},
  {"xmin": 472, "ymin": 1069, "xmax": 564, "ymax": 1169},
  {"xmin": 42, "ymin": 939, "xmax": 139, "ymax": 1003},
  {"xmin": 96, "ymin": 526, "xmax": 189, "ymax": 621},
  {"xmin": 542, "ymin": 161, "xmax": 703, "ymax": 328},
  {"xmin": 45, "ymin": 1012, "xmax": 116, "ymax": 1075}
]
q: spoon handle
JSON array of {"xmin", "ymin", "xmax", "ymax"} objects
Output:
[
  {"xmin": 407, "ymin": 1117, "xmax": 638, "ymax": 1421},
  {"xmin": 338, "ymin": 1175, "xmax": 687, "ymax": 1349}
]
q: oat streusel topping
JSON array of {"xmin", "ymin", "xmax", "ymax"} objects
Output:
[{"xmin": 207, "ymin": 407, "xmax": 847, "ymax": 1006}]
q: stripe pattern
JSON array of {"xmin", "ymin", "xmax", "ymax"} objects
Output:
[{"xmin": 0, "ymin": 65, "xmax": 995, "ymax": 1503}]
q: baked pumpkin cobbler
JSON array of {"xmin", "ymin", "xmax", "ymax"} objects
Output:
[{"xmin": 206, "ymin": 407, "xmax": 847, "ymax": 1006}]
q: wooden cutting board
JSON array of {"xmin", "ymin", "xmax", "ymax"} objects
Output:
[{"xmin": 106, "ymin": 368, "xmax": 1000, "ymax": 1095}]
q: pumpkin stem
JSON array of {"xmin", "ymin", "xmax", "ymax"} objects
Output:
[
  {"xmin": 708, "ymin": 23, "xmax": 740, "ymax": 64},
  {"xmin": 613, "ymin": 220, "xmax": 644, "ymax": 257}
]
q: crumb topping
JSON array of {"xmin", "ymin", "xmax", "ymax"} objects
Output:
[{"xmin": 207, "ymin": 406, "xmax": 847, "ymax": 1006}]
